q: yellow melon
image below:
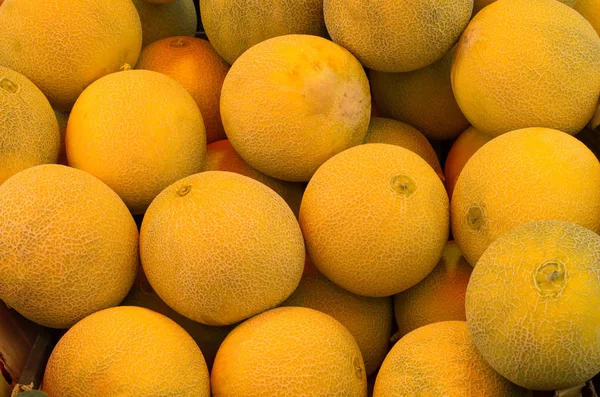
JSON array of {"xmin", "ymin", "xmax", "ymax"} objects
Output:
[
  {"xmin": 300, "ymin": 143, "xmax": 449, "ymax": 297},
  {"xmin": 466, "ymin": 220, "xmax": 600, "ymax": 390},
  {"xmin": 203, "ymin": 139, "xmax": 305, "ymax": 217},
  {"xmin": 53, "ymin": 110, "xmax": 68, "ymax": 166},
  {"xmin": 0, "ymin": 165, "xmax": 138, "ymax": 329},
  {"xmin": 212, "ymin": 306, "xmax": 367, "ymax": 396},
  {"xmin": 451, "ymin": 127, "xmax": 600, "ymax": 266},
  {"xmin": 373, "ymin": 321, "xmax": 531, "ymax": 396},
  {"xmin": 200, "ymin": 0, "xmax": 327, "ymax": 65},
  {"xmin": 576, "ymin": 0, "xmax": 600, "ymax": 36},
  {"xmin": 369, "ymin": 48, "xmax": 470, "ymax": 140},
  {"xmin": 452, "ymin": 0, "xmax": 600, "ymax": 136},
  {"xmin": 282, "ymin": 259, "xmax": 393, "ymax": 376},
  {"xmin": 443, "ymin": 126, "xmax": 492, "ymax": 200},
  {"xmin": 324, "ymin": 0, "xmax": 473, "ymax": 73},
  {"xmin": 364, "ymin": 117, "xmax": 443, "ymax": 179},
  {"xmin": 474, "ymin": 0, "xmax": 576, "ymax": 15},
  {"xmin": 131, "ymin": 0, "xmax": 197, "ymax": 47},
  {"xmin": 140, "ymin": 171, "xmax": 305, "ymax": 326},
  {"xmin": 66, "ymin": 69, "xmax": 206, "ymax": 215},
  {"xmin": 0, "ymin": 66, "xmax": 59, "ymax": 185},
  {"xmin": 136, "ymin": 36, "xmax": 229, "ymax": 144},
  {"xmin": 43, "ymin": 306, "xmax": 210, "ymax": 396},
  {"xmin": 393, "ymin": 241, "xmax": 472, "ymax": 338},
  {"xmin": 0, "ymin": 0, "xmax": 142, "ymax": 111}
]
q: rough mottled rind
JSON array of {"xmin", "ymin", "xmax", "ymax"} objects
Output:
[
  {"xmin": 0, "ymin": 165, "xmax": 139, "ymax": 329},
  {"xmin": 66, "ymin": 69, "xmax": 206, "ymax": 215},
  {"xmin": 0, "ymin": 66, "xmax": 59, "ymax": 184},
  {"xmin": 42, "ymin": 306, "xmax": 210, "ymax": 397},
  {"xmin": 576, "ymin": 0, "xmax": 600, "ymax": 37},
  {"xmin": 201, "ymin": 0, "xmax": 327, "ymax": 65},
  {"xmin": 451, "ymin": 127, "xmax": 600, "ymax": 266},
  {"xmin": 282, "ymin": 260, "xmax": 394, "ymax": 376},
  {"xmin": 466, "ymin": 220, "xmax": 600, "ymax": 391},
  {"xmin": 373, "ymin": 321, "xmax": 531, "ymax": 396},
  {"xmin": 211, "ymin": 306, "xmax": 367, "ymax": 396},
  {"xmin": 324, "ymin": 0, "xmax": 473, "ymax": 72},
  {"xmin": 220, "ymin": 34, "xmax": 371, "ymax": 182},
  {"xmin": 131, "ymin": 0, "xmax": 197, "ymax": 47},
  {"xmin": 473, "ymin": 0, "xmax": 576, "ymax": 15},
  {"xmin": 0, "ymin": 0, "xmax": 142, "ymax": 111},
  {"xmin": 452, "ymin": 0, "xmax": 600, "ymax": 136},
  {"xmin": 300, "ymin": 143, "xmax": 449, "ymax": 297},
  {"xmin": 140, "ymin": 171, "xmax": 305, "ymax": 326}
]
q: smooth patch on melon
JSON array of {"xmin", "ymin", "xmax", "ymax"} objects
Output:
[
  {"xmin": 300, "ymin": 143, "xmax": 449, "ymax": 297},
  {"xmin": 43, "ymin": 306, "xmax": 210, "ymax": 397},
  {"xmin": 221, "ymin": 34, "xmax": 371, "ymax": 182},
  {"xmin": 211, "ymin": 306, "xmax": 367, "ymax": 396},
  {"xmin": 0, "ymin": 66, "xmax": 59, "ymax": 185},
  {"xmin": 451, "ymin": 127, "xmax": 600, "ymax": 266},
  {"xmin": 576, "ymin": 0, "xmax": 600, "ymax": 37},
  {"xmin": 0, "ymin": 0, "xmax": 142, "ymax": 111},
  {"xmin": 66, "ymin": 69, "xmax": 206, "ymax": 215},
  {"xmin": 466, "ymin": 220, "xmax": 600, "ymax": 391},
  {"xmin": 452, "ymin": 0, "xmax": 600, "ymax": 136},
  {"xmin": 373, "ymin": 321, "xmax": 531, "ymax": 396},
  {"xmin": 0, "ymin": 165, "xmax": 138, "ymax": 329},
  {"xmin": 131, "ymin": 0, "xmax": 197, "ymax": 47}
]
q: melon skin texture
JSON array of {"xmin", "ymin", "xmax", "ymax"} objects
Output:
[
  {"xmin": 131, "ymin": 0, "xmax": 197, "ymax": 47},
  {"xmin": 452, "ymin": 0, "xmax": 600, "ymax": 137},
  {"xmin": 66, "ymin": 69, "xmax": 206, "ymax": 215},
  {"xmin": 466, "ymin": 220, "xmax": 600, "ymax": 391},
  {"xmin": 42, "ymin": 306, "xmax": 210, "ymax": 397},
  {"xmin": 324, "ymin": 0, "xmax": 473, "ymax": 73},
  {"xmin": 0, "ymin": 66, "xmax": 59, "ymax": 185},
  {"xmin": 576, "ymin": 0, "xmax": 600, "ymax": 37},
  {"xmin": 0, "ymin": 0, "xmax": 142, "ymax": 111},
  {"xmin": 211, "ymin": 306, "xmax": 367, "ymax": 396},
  {"xmin": 220, "ymin": 34, "xmax": 371, "ymax": 182},
  {"xmin": 373, "ymin": 321, "xmax": 531, "ymax": 396},
  {"xmin": 0, "ymin": 165, "xmax": 138, "ymax": 329},
  {"xmin": 474, "ymin": 0, "xmax": 576, "ymax": 15},
  {"xmin": 200, "ymin": 0, "xmax": 327, "ymax": 65},
  {"xmin": 300, "ymin": 143, "xmax": 449, "ymax": 297},
  {"xmin": 140, "ymin": 171, "xmax": 305, "ymax": 326},
  {"xmin": 451, "ymin": 127, "xmax": 600, "ymax": 266}
]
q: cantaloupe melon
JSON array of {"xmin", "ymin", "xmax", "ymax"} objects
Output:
[
  {"xmin": 200, "ymin": 0, "xmax": 327, "ymax": 65},
  {"xmin": 451, "ymin": 127, "xmax": 600, "ymax": 266},
  {"xmin": 131, "ymin": 0, "xmax": 197, "ymax": 47},
  {"xmin": 324, "ymin": 0, "xmax": 473, "ymax": 73},
  {"xmin": 203, "ymin": 139, "xmax": 305, "ymax": 217},
  {"xmin": 576, "ymin": 0, "xmax": 600, "ymax": 36},
  {"xmin": 211, "ymin": 306, "xmax": 367, "ymax": 396},
  {"xmin": 136, "ymin": 36, "xmax": 229, "ymax": 144},
  {"xmin": 282, "ymin": 259, "xmax": 393, "ymax": 376},
  {"xmin": 0, "ymin": 66, "xmax": 59, "ymax": 185},
  {"xmin": 474, "ymin": 0, "xmax": 576, "ymax": 15},
  {"xmin": 452, "ymin": 0, "xmax": 600, "ymax": 136},
  {"xmin": 221, "ymin": 34, "xmax": 371, "ymax": 182},
  {"xmin": 43, "ymin": 306, "xmax": 210, "ymax": 396},
  {"xmin": 369, "ymin": 48, "xmax": 470, "ymax": 140},
  {"xmin": 66, "ymin": 69, "xmax": 206, "ymax": 215},
  {"xmin": 373, "ymin": 321, "xmax": 531, "ymax": 396},
  {"xmin": 53, "ymin": 110, "xmax": 68, "ymax": 166},
  {"xmin": 300, "ymin": 143, "xmax": 449, "ymax": 297},
  {"xmin": 0, "ymin": 0, "xmax": 142, "ymax": 111},
  {"xmin": 0, "ymin": 165, "xmax": 138, "ymax": 329},
  {"xmin": 466, "ymin": 220, "xmax": 600, "ymax": 391},
  {"xmin": 140, "ymin": 171, "xmax": 305, "ymax": 326}
]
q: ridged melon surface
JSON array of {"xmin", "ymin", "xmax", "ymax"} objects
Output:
[
  {"xmin": 140, "ymin": 171, "xmax": 305, "ymax": 326},
  {"xmin": 466, "ymin": 220, "xmax": 600, "ymax": 390},
  {"xmin": 0, "ymin": 165, "xmax": 138, "ymax": 329},
  {"xmin": 66, "ymin": 69, "xmax": 206, "ymax": 215},
  {"xmin": 576, "ymin": 0, "xmax": 600, "ymax": 36},
  {"xmin": 43, "ymin": 306, "xmax": 210, "ymax": 396},
  {"xmin": 0, "ymin": 0, "xmax": 142, "ymax": 111},
  {"xmin": 211, "ymin": 306, "xmax": 367, "ymax": 396},
  {"xmin": 474, "ymin": 0, "xmax": 576, "ymax": 15},
  {"xmin": 452, "ymin": 0, "xmax": 600, "ymax": 136},
  {"xmin": 300, "ymin": 143, "xmax": 449, "ymax": 297},
  {"xmin": 451, "ymin": 127, "xmax": 600, "ymax": 266},
  {"xmin": 0, "ymin": 66, "xmax": 59, "ymax": 185},
  {"xmin": 131, "ymin": 0, "xmax": 197, "ymax": 47},
  {"xmin": 373, "ymin": 321, "xmax": 531, "ymax": 396},
  {"xmin": 324, "ymin": 0, "xmax": 473, "ymax": 72},
  {"xmin": 200, "ymin": 0, "xmax": 327, "ymax": 65},
  {"xmin": 220, "ymin": 34, "xmax": 371, "ymax": 182}
]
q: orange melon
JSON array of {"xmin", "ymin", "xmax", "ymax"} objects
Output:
[
  {"xmin": 474, "ymin": 0, "xmax": 576, "ymax": 15},
  {"xmin": 576, "ymin": 0, "xmax": 600, "ymax": 37},
  {"xmin": 131, "ymin": 0, "xmax": 197, "ymax": 47}
]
